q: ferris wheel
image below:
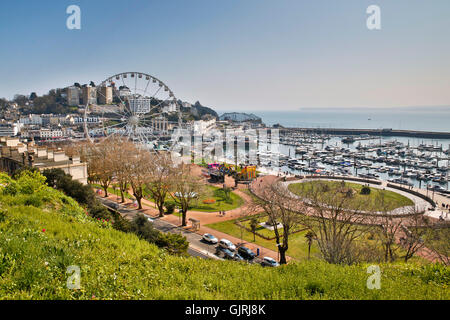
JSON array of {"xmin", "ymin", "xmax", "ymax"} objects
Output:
[{"xmin": 83, "ymin": 72, "xmax": 183, "ymax": 150}]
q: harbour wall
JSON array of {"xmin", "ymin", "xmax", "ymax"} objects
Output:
[{"xmin": 282, "ymin": 128, "xmax": 450, "ymax": 139}]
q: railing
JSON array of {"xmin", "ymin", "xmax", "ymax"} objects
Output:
[{"xmin": 387, "ymin": 183, "xmax": 436, "ymax": 208}]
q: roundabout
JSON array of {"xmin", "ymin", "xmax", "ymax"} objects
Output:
[{"xmin": 284, "ymin": 178, "xmax": 429, "ymax": 217}]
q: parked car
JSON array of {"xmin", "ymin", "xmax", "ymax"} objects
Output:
[
  {"xmin": 432, "ymin": 185, "xmax": 446, "ymax": 192},
  {"xmin": 216, "ymin": 246, "xmax": 235, "ymax": 260},
  {"xmin": 202, "ymin": 233, "xmax": 218, "ymax": 244},
  {"xmin": 237, "ymin": 246, "xmax": 256, "ymax": 260},
  {"xmin": 233, "ymin": 253, "xmax": 244, "ymax": 262},
  {"xmin": 218, "ymin": 239, "xmax": 236, "ymax": 251},
  {"xmin": 261, "ymin": 257, "xmax": 279, "ymax": 267}
]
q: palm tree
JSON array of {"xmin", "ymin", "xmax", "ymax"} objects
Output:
[
  {"xmin": 305, "ymin": 231, "xmax": 315, "ymax": 260},
  {"xmin": 250, "ymin": 217, "xmax": 259, "ymax": 242}
]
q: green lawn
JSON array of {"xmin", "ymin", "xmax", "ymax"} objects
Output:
[
  {"xmin": 90, "ymin": 184, "xmax": 133, "ymax": 200},
  {"xmin": 91, "ymin": 183, "xmax": 244, "ymax": 212},
  {"xmin": 206, "ymin": 216, "xmax": 320, "ymax": 260},
  {"xmin": 207, "ymin": 215, "xmax": 425, "ymax": 264},
  {"xmin": 144, "ymin": 185, "xmax": 244, "ymax": 213},
  {"xmin": 288, "ymin": 181, "xmax": 414, "ymax": 212}
]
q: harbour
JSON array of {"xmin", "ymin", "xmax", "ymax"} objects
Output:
[{"xmin": 215, "ymin": 131, "xmax": 450, "ymax": 193}]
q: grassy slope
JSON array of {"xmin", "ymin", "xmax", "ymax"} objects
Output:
[{"xmin": 0, "ymin": 189, "xmax": 448, "ymax": 299}]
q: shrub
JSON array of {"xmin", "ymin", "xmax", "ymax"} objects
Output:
[
  {"xmin": 203, "ymin": 199, "xmax": 216, "ymax": 204},
  {"xmin": 156, "ymin": 232, "xmax": 189, "ymax": 256},
  {"xmin": 321, "ymin": 184, "xmax": 330, "ymax": 192},
  {"xmin": 130, "ymin": 214, "xmax": 188, "ymax": 255},
  {"xmin": 15, "ymin": 170, "xmax": 47, "ymax": 195},
  {"xmin": 361, "ymin": 186, "xmax": 371, "ymax": 195},
  {"xmin": 130, "ymin": 214, "xmax": 160, "ymax": 242},
  {"xmin": 24, "ymin": 195, "xmax": 43, "ymax": 208},
  {"xmin": 89, "ymin": 204, "xmax": 113, "ymax": 221},
  {"xmin": 165, "ymin": 203, "xmax": 175, "ymax": 214}
]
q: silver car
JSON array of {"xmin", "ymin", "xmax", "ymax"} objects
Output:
[
  {"xmin": 261, "ymin": 257, "xmax": 280, "ymax": 267},
  {"xmin": 218, "ymin": 239, "xmax": 236, "ymax": 251},
  {"xmin": 202, "ymin": 233, "xmax": 218, "ymax": 244}
]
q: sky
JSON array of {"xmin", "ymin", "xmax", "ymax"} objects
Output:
[{"xmin": 0, "ymin": 0, "xmax": 449, "ymax": 111}]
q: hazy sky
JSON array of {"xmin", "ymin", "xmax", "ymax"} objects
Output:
[{"xmin": 1, "ymin": 0, "xmax": 449, "ymax": 111}]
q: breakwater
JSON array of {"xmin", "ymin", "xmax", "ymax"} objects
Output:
[{"xmin": 282, "ymin": 128, "xmax": 450, "ymax": 139}]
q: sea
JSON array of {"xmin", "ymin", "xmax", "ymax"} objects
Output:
[
  {"xmin": 252, "ymin": 106, "xmax": 450, "ymax": 132},
  {"xmin": 218, "ymin": 106, "xmax": 450, "ymax": 190}
]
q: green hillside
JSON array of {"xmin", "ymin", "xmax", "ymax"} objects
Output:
[{"xmin": 0, "ymin": 172, "xmax": 448, "ymax": 300}]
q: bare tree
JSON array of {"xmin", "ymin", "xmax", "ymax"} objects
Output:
[
  {"xmin": 400, "ymin": 212, "xmax": 429, "ymax": 262},
  {"xmin": 109, "ymin": 137, "xmax": 135, "ymax": 203},
  {"xmin": 64, "ymin": 141, "xmax": 97, "ymax": 184},
  {"xmin": 425, "ymin": 222, "xmax": 450, "ymax": 266},
  {"xmin": 170, "ymin": 164, "xmax": 204, "ymax": 227},
  {"xmin": 126, "ymin": 148, "xmax": 152, "ymax": 210},
  {"xmin": 89, "ymin": 140, "xmax": 115, "ymax": 197},
  {"xmin": 298, "ymin": 180, "xmax": 375, "ymax": 265},
  {"xmin": 145, "ymin": 152, "xmax": 175, "ymax": 217},
  {"xmin": 253, "ymin": 181, "xmax": 303, "ymax": 264},
  {"xmin": 373, "ymin": 192, "xmax": 405, "ymax": 262}
]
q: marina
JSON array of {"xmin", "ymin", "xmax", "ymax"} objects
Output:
[{"xmin": 224, "ymin": 132, "xmax": 450, "ymax": 193}]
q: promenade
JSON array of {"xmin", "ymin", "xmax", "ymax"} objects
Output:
[{"xmin": 96, "ymin": 167, "xmax": 286, "ymax": 262}]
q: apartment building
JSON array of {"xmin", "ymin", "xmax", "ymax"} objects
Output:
[{"xmin": 0, "ymin": 137, "xmax": 88, "ymax": 184}]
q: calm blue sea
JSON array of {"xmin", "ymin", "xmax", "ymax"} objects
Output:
[{"xmin": 253, "ymin": 107, "xmax": 450, "ymax": 132}]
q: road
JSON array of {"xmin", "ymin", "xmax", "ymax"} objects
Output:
[{"xmin": 97, "ymin": 197, "xmax": 239, "ymax": 261}]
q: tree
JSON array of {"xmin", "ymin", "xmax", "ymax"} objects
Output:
[
  {"xmin": 88, "ymin": 140, "xmax": 116, "ymax": 197},
  {"xmin": 250, "ymin": 217, "xmax": 259, "ymax": 242},
  {"xmin": 425, "ymin": 222, "xmax": 450, "ymax": 266},
  {"xmin": 400, "ymin": 212, "xmax": 429, "ymax": 262},
  {"xmin": 170, "ymin": 164, "xmax": 204, "ymax": 227},
  {"xmin": 373, "ymin": 193, "xmax": 404, "ymax": 262},
  {"xmin": 108, "ymin": 136, "xmax": 135, "ymax": 203},
  {"xmin": 13, "ymin": 94, "xmax": 28, "ymax": 106},
  {"xmin": 253, "ymin": 181, "xmax": 303, "ymax": 264},
  {"xmin": 130, "ymin": 214, "xmax": 188, "ymax": 255},
  {"xmin": 145, "ymin": 153, "xmax": 175, "ymax": 217},
  {"xmin": 221, "ymin": 186, "xmax": 232, "ymax": 202},
  {"xmin": 126, "ymin": 148, "xmax": 152, "ymax": 210},
  {"xmin": 305, "ymin": 231, "xmax": 315, "ymax": 260},
  {"xmin": 298, "ymin": 180, "xmax": 375, "ymax": 265}
]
